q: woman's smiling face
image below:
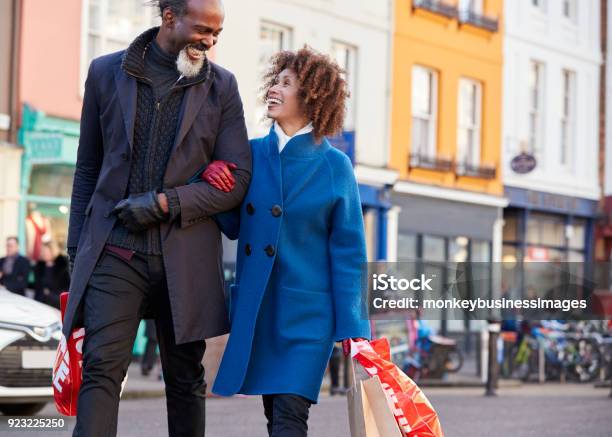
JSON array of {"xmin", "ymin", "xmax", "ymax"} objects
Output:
[{"xmin": 266, "ymin": 69, "xmax": 304, "ymax": 123}]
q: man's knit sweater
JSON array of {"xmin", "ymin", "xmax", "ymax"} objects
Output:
[{"xmin": 107, "ymin": 27, "xmax": 211, "ymax": 254}]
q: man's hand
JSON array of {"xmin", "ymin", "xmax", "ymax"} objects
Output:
[
  {"xmin": 157, "ymin": 192, "xmax": 169, "ymax": 214},
  {"xmin": 112, "ymin": 191, "xmax": 169, "ymax": 232},
  {"xmin": 201, "ymin": 160, "xmax": 237, "ymax": 192},
  {"xmin": 342, "ymin": 338, "xmax": 367, "ymax": 356}
]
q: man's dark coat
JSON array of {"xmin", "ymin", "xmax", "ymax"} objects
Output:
[
  {"xmin": 0, "ymin": 255, "xmax": 31, "ymax": 295},
  {"xmin": 65, "ymin": 43, "xmax": 251, "ymax": 344}
]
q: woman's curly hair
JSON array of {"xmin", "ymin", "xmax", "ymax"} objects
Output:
[{"xmin": 261, "ymin": 46, "xmax": 349, "ymax": 141}]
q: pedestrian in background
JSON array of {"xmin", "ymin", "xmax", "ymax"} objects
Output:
[
  {"xmin": 0, "ymin": 236, "xmax": 31, "ymax": 296},
  {"xmin": 33, "ymin": 241, "xmax": 70, "ymax": 309},
  {"xmin": 210, "ymin": 46, "xmax": 370, "ymax": 437}
]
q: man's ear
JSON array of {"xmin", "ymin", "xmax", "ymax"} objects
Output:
[{"xmin": 161, "ymin": 7, "xmax": 176, "ymax": 28}]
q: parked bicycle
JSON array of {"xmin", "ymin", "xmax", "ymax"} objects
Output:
[{"xmin": 391, "ymin": 322, "xmax": 463, "ymax": 381}]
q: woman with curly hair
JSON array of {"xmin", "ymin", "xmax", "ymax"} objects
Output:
[{"xmin": 207, "ymin": 46, "xmax": 370, "ymax": 435}]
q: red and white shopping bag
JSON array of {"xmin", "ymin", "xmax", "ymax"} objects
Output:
[
  {"xmin": 52, "ymin": 292, "xmax": 84, "ymax": 416},
  {"xmin": 52, "ymin": 293, "xmax": 129, "ymax": 416},
  {"xmin": 350, "ymin": 338, "xmax": 444, "ymax": 437}
]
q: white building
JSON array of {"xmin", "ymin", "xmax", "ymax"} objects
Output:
[
  {"xmin": 216, "ymin": 0, "xmax": 398, "ymax": 261},
  {"xmin": 501, "ymin": 0, "xmax": 601, "ymax": 267}
]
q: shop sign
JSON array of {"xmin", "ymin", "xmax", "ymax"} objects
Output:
[
  {"xmin": 24, "ymin": 132, "xmax": 78, "ymax": 164},
  {"xmin": 510, "ymin": 153, "xmax": 536, "ymax": 174}
]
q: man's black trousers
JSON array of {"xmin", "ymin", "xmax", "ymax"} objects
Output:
[{"xmin": 73, "ymin": 247, "xmax": 207, "ymax": 437}]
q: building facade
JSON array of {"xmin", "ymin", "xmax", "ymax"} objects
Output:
[
  {"xmin": 389, "ymin": 0, "xmax": 505, "ymax": 334},
  {"xmin": 0, "ymin": 0, "xmax": 23, "ymax": 250},
  {"xmin": 600, "ymin": 0, "xmax": 612, "ymax": 263},
  {"xmin": 502, "ymin": 0, "xmax": 601, "ymax": 289}
]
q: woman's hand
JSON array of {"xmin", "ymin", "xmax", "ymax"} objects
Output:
[
  {"xmin": 342, "ymin": 338, "xmax": 367, "ymax": 356},
  {"xmin": 201, "ymin": 160, "xmax": 237, "ymax": 192}
]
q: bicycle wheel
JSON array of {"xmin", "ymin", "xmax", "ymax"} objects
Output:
[
  {"xmin": 567, "ymin": 338, "xmax": 602, "ymax": 383},
  {"xmin": 444, "ymin": 348, "xmax": 464, "ymax": 373}
]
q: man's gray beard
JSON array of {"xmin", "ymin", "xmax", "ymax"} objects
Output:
[{"xmin": 176, "ymin": 47, "xmax": 205, "ymax": 78}]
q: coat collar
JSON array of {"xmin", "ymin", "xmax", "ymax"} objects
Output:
[
  {"xmin": 121, "ymin": 26, "xmax": 212, "ymax": 87},
  {"xmin": 266, "ymin": 126, "xmax": 329, "ymax": 158}
]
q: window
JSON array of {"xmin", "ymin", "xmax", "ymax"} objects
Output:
[
  {"xmin": 449, "ymin": 236, "xmax": 469, "ymax": 262},
  {"xmin": 471, "ymin": 240, "xmax": 491, "ymax": 262},
  {"xmin": 423, "ymin": 235, "xmax": 445, "ymax": 262},
  {"xmin": 526, "ymin": 213, "xmax": 565, "ymax": 247},
  {"xmin": 457, "ymin": 78, "xmax": 482, "ymax": 166},
  {"xmin": 562, "ymin": 0, "xmax": 577, "ymax": 22},
  {"xmin": 560, "ymin": 70, "xmax": 575, "ymax": 166},
  {"xmin": 82, "ymin": 0, "xmax": 157, "ymax": 87},
  {"xmin": 411, "ymin": 66, "xmax": 438, "ymax": 158},
  {"xmin": 459, "ymin": 0, "xmax": 483, "ymax": 14},
  {"xmin": 332, "ymin": 41, "xmax": 358, "ymax": 131},
  {"xmin": 528, "ymin": 61, "xmax": 544, "ymax": 155},
  {"xmin": 259, "ymin": 22, "xmax": 292, "ymax": 74},
  {"xmin": 255, "ymin": 22, "xmax": 292, "ymax": 129},
  {"xmin": 397, "ymin": 233, "xmax": 418, "ymax": 261},
  {"xmin": 568, "ymin": 218, "xmax": 586, "ymax": 250}
]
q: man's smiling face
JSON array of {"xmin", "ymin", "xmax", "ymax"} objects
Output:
[{"xmin": 162, "ymin": 0, "xmax": 225, "ymax": 77}]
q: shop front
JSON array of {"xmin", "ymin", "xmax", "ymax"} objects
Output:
[
  {"xmin": 18, "ymin": 105, "xmax": 79, "ymax": 260},
  {"xmin": 502, "ymin": 187, "xmax": 598, "ymax": 301},
  {"xmin": 389, "ymin": 183, "xmax": 507, "ymax": 340}
]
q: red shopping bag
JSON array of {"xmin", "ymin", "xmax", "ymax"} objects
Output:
[
  {"xmin": 52, "ymin": 292, "xmax": 84, "ymax": 416},
  {"xmin": 351, "ymin": 338, "xmax": 444, "ymax": 437}
]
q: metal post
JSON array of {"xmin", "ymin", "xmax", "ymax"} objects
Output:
[
  {"xmin": 538, "ymin": 340, "xmax": 546, "ymax": 384},
  {"xmin": 485, "ymin": 321, "xmax": 501, "ymax": 396}
]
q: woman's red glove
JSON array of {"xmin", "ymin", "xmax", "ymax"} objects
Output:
[
  {"xmin": 342, "ymin": 338, "xmax": 367, "ymax": 356},
  {"xmin": 201, "ymin": 160, "xmax": 237, "ymax": 192}
]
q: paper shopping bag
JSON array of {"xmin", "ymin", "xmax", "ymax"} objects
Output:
[
  {"xmin": 351, "ymin": 339, "xmax": 444, "ymax": 437},
  {"xmin": 348, "ymin": 353, "xmax": 403, "ymax": 437}
]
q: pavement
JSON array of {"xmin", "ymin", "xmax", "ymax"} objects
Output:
[{"xmin": 4, "ymin": 382, "xmax": 611, "ymax": 436}]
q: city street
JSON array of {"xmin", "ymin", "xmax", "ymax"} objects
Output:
[{"xmin": 4, "ymin": 383, "xmax": 611, "ymax": 436}]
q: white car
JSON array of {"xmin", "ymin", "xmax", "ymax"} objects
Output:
[{"xmin": 0, "ymin": 286, "xmax": 61, "ymax": 415}]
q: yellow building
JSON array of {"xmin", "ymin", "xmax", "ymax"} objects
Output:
[
  {"xmin": 388, "ymin": 0, "xmax": 507, "ymax": 333},
  {"xmin": 391, "ymin": 0, "xmax": 503, "ymax": 193}
]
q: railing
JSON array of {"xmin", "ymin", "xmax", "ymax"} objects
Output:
[
  {"xmin": 412, "ymin": 0, "xmax": 458, "ymax": 19},
  {"xmin": 455, "ymin": 161, "xmax": 497, "ymax": 179},
  {"xmin": 409, "ymin": 153, "xmax": 454, "ymax": 172},
  {"xmin": 458, "ymin": 9, "xmax": 499, "ymax": 32}
]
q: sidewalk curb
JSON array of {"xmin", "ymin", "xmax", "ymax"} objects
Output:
[
  {"xmin": 120, "ymin": 378, "xmax": 524, "ymax": 400},
  {"xmin": 416, "ymin": 379, "xmax": 523, "ymax": 388}
]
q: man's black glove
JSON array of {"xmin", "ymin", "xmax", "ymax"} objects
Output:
[
  {"xmin": 67, "ymin": 247, "xmax": 77, "ymax": 276},
  {"xmin": 112, "ymin": 191, "xmax": 168, "ymax": 232}
]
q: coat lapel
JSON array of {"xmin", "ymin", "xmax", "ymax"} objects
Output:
[
  {"xmin": 173, "ymin": 75, "xmax": 215, "ymax": 151},
  {"xmin": 114, "ymin": 68, "xmax": 137, "ymax": 150}
]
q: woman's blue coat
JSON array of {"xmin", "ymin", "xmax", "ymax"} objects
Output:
[{"xmin": 212, "ymin": 128, "xmax": 370, "ymax": 403}]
